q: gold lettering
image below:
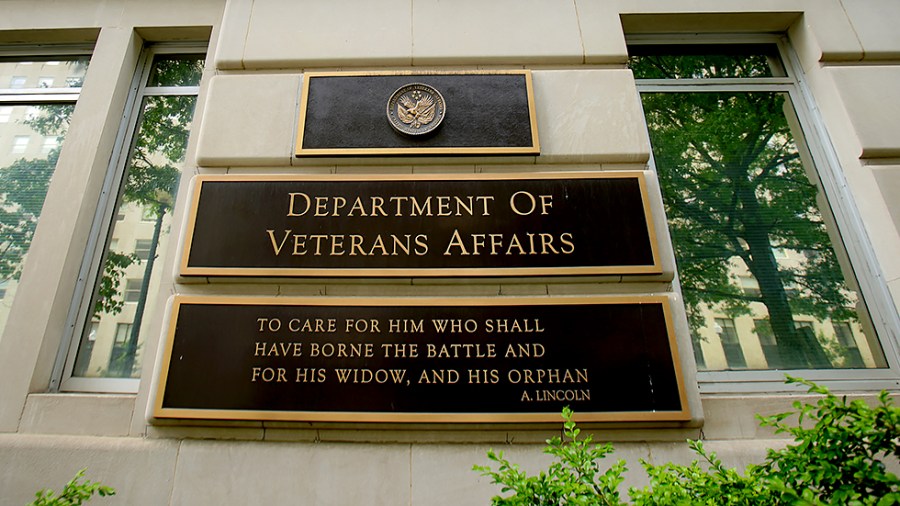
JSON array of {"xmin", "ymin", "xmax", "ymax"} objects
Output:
[
  {"xmin": 292, "ymin": 234, "xmax": 307, "ymax": 255},
  {"xmin": 287, "ymin": 192, "xmax": 310, "ymax": 216},
  {"xmin": 560, "ymin": 232, "xmax": 575, "ymax": 254},
  {"xmin": 266, "ymin": 229, "xmax": 292, "ymax": 256},
  {"xmin": 444, "ymin": 229, "xmax": 469, "ymax": 255}
]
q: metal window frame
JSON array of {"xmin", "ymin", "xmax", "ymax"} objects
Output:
[
  {"xmin": 54, "ymin": 43, "xmax": 204, "ymax": 394},
  {"xmin": 630, "ymin": 34, "xmax": 900, "ymax": 394}
]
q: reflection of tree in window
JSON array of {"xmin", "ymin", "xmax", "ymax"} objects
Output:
[
  {"xmin": 0, "ymin": 109, "xmax": 71, "ymax": 289},
  {"xmin": 630, "ymin": 45, "xmax": 877, "ymax": 370}
]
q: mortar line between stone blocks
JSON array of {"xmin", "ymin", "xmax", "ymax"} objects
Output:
[
  {"xmin": 409, "ymin": 0, "xmax": 415, "ymax": 67},
  {"xmin": 241, "ymin": 0, "xmax": 257, "ymax": 70},
  {"xmin": 168, "ymin": 439, "xmax": 184, "ymax": 505},
  {"xmin": 572, "ymin": 0, "xmax": 587, "ymax": 65},
  {"xmin": 408, "ymin": 442, "xmax": 414, "ymax": 506}
]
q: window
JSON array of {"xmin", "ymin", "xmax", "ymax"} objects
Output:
[
  {"xmin": 715, "ymin": 318, "xmax": 747, "ymax": 369},
  {"xmin": 629, "ymin": 41, "xmax": 894, "ymax": 383},
  {"xmin": 41, "ymin": 136, "xmax": 59, "ymax": 154},
  {"xmin": 11, "ymin": 135, "xmax": 29, "ymax": 154},
  {"xmin": 754, "ymin": 318, "xmax": 780, "ymax": 368},
  {"xmin": 0, "ymin": 55, "xmax": 88, "ymax": 338},
  {"xmin": 107, "ymin": 323, "xmax": 134, "ymax": 378},
  {"xmin": 123, "ymin": 279, "xmax": 143, "ymax": 303},
  {"xmin": 61, "ymin": 49, "xmax": 203, "ymax": 390},
  {"xmin": 133, "ymin": 239, "xmax": 152, "ymax": 261},
  {"xmin": 690, "ymin": 330, "xmax": 706, "ymax": 370},
  {"xmin": 834, "ymin": 322, "xmax": 865, "ymax": 368}
]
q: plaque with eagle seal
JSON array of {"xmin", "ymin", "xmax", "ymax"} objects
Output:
[{"xmin": 386, "ymin": 83, "xmax": 446, "ymax": 136}]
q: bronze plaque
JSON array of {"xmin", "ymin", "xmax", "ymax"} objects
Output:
[
  {"xmin": 153, "ymin": 296, "xmax": 690, "ymax": 423},
  {"xmin": 386, "ymin": 83, "xmax": 447, "ymax": 136},
  {"xmin": 296, "ymin": 71, "xmax": 539, "ymax": 156},
  {"xmin": 179, "ymin": 172, "xmax": 662, "ymax": 277}
]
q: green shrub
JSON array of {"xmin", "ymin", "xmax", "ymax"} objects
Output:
[
  {"xmin": 474, "ymin": 406, "xmax": 627, "ymax": 505},
  {"xmin": 756, "ymin": 377, "xmax": 900, "ymax": 505},
  {"xmin": 629, "ymin": 439, "xmax": 778, "ymax": 505},
  {"xmin": 476, "ymin": 377, "xmax": 899, "ymax": 505},
  {"xmin": 28, "ymin": 469, "xmax": 115, "ymax": 506}
]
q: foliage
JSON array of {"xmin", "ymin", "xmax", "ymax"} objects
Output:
[
  {"xmin": 0, "ymin": 151, "xmax": 58, "ymax": 283},
  {"xmin": 474, "ymin": 406, "xmax": 627, "ymax": 506},
  {"xmin": 757, "ymin": 376, "xmax": 900, "ymax": 505},
  {"xmin": 476, "ymin": 379, "xmax": 900, "ymax": 505},
  {"xmin": 629, "ymin": 440, "xmax": 778, "ymax": 506},
  {"xmin": 92, "ymin": 250, "xmax": 139, "ymax": 317},
  {"xmin": 28, "ymin": 469, "xmax": 115, "ymax": 506},
  {"xmin": 629, "ymin": 52, "xmax": 856, "ymax": 368}
]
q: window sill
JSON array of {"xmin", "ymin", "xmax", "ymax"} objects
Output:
[{"xmin": 20, "ymin": 393, "xmax": 135, "ymax": 437}]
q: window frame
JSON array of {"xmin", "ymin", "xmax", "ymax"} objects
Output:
[
  {"xmin": 52, "ymin": 44, "xmax": 203, "ymax": 394},
  {"xmin": 629, "ymin": 34, "xmax": 900, "ymax": 393}
]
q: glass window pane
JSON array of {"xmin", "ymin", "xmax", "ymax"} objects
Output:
[
  {"xmin": 629, "ymin": 44, "xmax": 784, "ymax": 79},
  {"xmin": 71, "ymin": 94, "xmax": 197, "ymax": 379},
  {"xmin": 0, "ymin": 104, "xmax": 72, "ymax": 338},
  {"xmin": 146, "ymin": 54, "xmax": 204, "ymax": 87},
  {"xmin": 0, "ymin": 57, "xmax": 89, "ymax": 90},
  {"xmin": 639, "ymin": 89, "xmax": 886, "ymax": 371}
]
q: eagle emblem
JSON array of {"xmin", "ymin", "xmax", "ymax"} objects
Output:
[{"xmin": 387, "ymin": 83, "xmax": 446, "ymax": 136}]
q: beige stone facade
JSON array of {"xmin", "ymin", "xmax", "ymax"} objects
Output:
[{"xmin": 0, "ymin": 1, "xmax": 898, "ymax": 504}]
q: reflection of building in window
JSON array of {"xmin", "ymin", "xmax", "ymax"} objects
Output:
[
  {"xmin": 134, "ymin": 239, "xmax": 152, "ymax": 261},
  {"xmin": 41, "ymin": 136, "xmax": 59, "ymax": 153},
  {"xmin": 72, "ymin": 322, "xmax": 98, "ymax": 377},
  {"xmin": 124, "ymin": 279, "xmax": 142, "ymax": 303},
  {"xmin": 834, "ymin": 322, "xmax": 865, "ymax": 368},
  {"xmin": 715, "ymin": 318, "xmax": 747, "ymax": 369},
  {"xmin": 107, "ymin": 323, "xmax": 134, "ymax": 377},
  {"xmin": 690, "ymin": 330, "xmax": 706, "ymax": 369},
  {"xmin": 0, "ymin": 107, "xmax": 11, "ymax": 123},
  {"xmin": 9, "ymin": 76, "xmax": 26, "ymax": 88},
  {"xmin": 753, "ymin": 318, "xmax": 780, "ymax": 368},
  {"xmin": 690, "ymin": 249, "xmax": 875, "ymax": 371},
  {"xmin": 11, "ymin": 135, "xmax": 29, "ymax": 154},
  {"xmin": 740, "ymin": 276, "xmax": 761, "ymax": 297},
  {"xmin": 38, "ymin": 76, "xmax": 53, "ymax": 88}
]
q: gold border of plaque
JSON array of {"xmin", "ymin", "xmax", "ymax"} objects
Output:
[
  {"xmin": 295, "ymin": 70, "xmax": 540, "ymax": 156},
  {"xmin": 178, "ymin": 171, "xmax": 663, "ymax": 278},
  {"xmin": 152, "ymin": 295, "xmax": 691, "ymax": 424}
]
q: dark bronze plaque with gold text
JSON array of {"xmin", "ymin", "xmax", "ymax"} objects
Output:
[
  {"xmin": 153, "ymin": 296, "xmax": 689, "ymax": 423},
  {"xmin": 180, "ymin": 172, "xmax": 662, "ymax": 278},
  {"xmin": 295, "ymin": 71, "xmax": 539, "ymax": 156}
]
